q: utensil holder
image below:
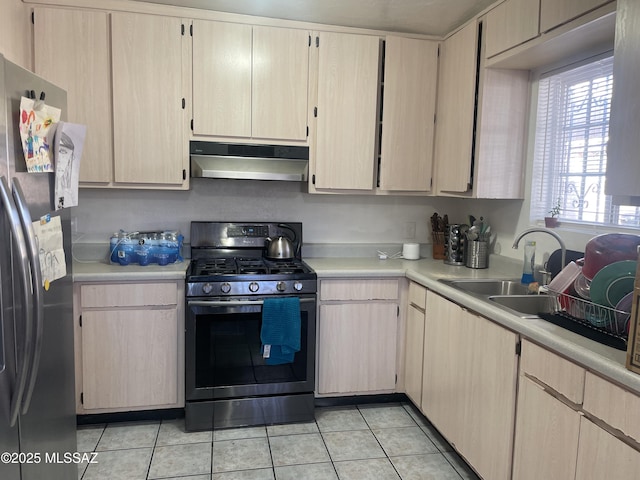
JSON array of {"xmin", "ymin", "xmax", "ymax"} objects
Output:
[
  {"xmin": 465, "ymin": 240, "xmax": 489, "ymax": 269},
  {"xmin": 432, "ymin": 232, "xmax": 446, "ymax": 259},
  {"xmin": 444, "ymin": 224, "xmax": 467, "ymax": 265}
]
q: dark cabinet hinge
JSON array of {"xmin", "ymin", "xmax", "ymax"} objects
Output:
[{"xmin": 515, "ymin": 340, "xmax": 522, "ymax": 356}]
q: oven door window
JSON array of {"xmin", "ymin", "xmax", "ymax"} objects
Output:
[{"xmin": 194, "ymin": 307, "xmax": 310, "ymax": 389}]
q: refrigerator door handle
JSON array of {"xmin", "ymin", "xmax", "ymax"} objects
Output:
[
  {"xmin": 11, "ymin": 178, "xmax": 45, "ymax": 415},
  {"xmin": 0, "ymin": 176, "xmax": 34, "ymax": 427}
]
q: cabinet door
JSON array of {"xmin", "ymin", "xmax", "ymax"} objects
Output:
[
  {"xmin": 540, "ymin": 0, "xmax": 612, "ymax": 32},
  {"xmin": 512, "ymin": 376, "xmax": 581, "ymax": 480},
  {"xmin": 192, "ymin": 20, "xmax": 252, "ymax": 137},
  {"xmin": 421, "ymin": 292, "xmax": 467, "ymax": 445},
  {"xmin": 379, "ymin": 36, "xmax": 438, "ymax": 192},
  {"xmin": 575, "ymin": 417, "xmax": 640, "ymax": 478},
  {"xmin": 484, "ymin": 0, "xmax": 540, "ymax": 58},
  {"xmin": 459, "ymin": 311, "xmax": 518, "ymax": 480},
  {"xmin": 433, "ymin": 21, "xmax": 478, "ymax": 194},
  {"xmin": 422, "ymin": 292, "xmax": 518, "ymax": 480},
  {"xmin": 111, "ymin": 13, "xmax": 185, "ymax": 185},
  {"xmin": 252, "ymin": 26, "xmax": 309, "ymax": 140},
  {"xmin": 404, "ymin": 304, "xmax": 425, "ymax": 406},
  {"xmin": 605, "ymin": 0, "xmax": 640, "ymax": 201},
  {"xmin": 81, "ymin": 309, "xmax": 179, "ymax": 409},
  {"xmin": 318, "ymin": 303, "xmax": 397, "ymax": 394},
  {"xmin": 314, "ymin": 32, "xmax": 380, "ymax": 191},
  {"xmin": 33, "ymin": 8, "xmax": 113, "ymax": 184}
]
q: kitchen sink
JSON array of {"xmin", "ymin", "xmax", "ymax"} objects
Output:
[
  {"xmin": 489, "ymin": 295, "xmax": 559, "ymax": 318},
  {"xmin": 439, "ymin": 279, "xmax": 530, "ymax": 296}
]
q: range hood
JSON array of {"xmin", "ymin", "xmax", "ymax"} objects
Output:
[{"xmin": 190, "ymin": 141, "xmax": 309, "ymax": 182}]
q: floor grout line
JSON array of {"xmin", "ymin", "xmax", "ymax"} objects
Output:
[{"xmin": 78, "ymin": 403, "xmax": 481, "ymax": 480}]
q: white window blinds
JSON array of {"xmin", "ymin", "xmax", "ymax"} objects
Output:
[{"xmin": 529, "ymin": 55, "xmax": 639, "ymax": 227}]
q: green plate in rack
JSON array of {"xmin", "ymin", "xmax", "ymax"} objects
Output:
[{"xmin": 590, "ymin": 260, "xmax": 637, "ymax": 308}]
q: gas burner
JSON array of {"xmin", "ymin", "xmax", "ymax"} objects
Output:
[
  {"xmin": 237, "ymin": 259, "xmax": 269, "ymax": 275},
  {"xmin": 187, "ymin": 222, "xmax": 316, "ymax": 298}
]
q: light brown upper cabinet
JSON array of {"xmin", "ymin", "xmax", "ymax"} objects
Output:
[
  {"xmin": 485, "ymin": 0, "xmax": 614, "ymax": 59},
  {"xmin": 606, "ymin": 0, "xmax": 640, "ymax": 202},
  {"xmin": 34, "ymin": 9, "xmax": 189, "ymax": 189},
  {"xmin": 310, "ymin": 31, "xmax": 380, "ymax": 191},
  {"xmin": 33, "ymin": 8, "xmax": 113, "ymax": 184},
  {"xmin": 192, "ymin": 21, "xmax": 309, "ymax": 142},
  {"xmin": 433, "ymin": 22, "xmax": 478, "ymax": 195},
  {"xmin": 540, "ymin": 0, "xmax": 613, "ymax": 32},
  {"xmin": 378, "ymin": 37, "xmax": 439, "ymax": 193},
  {"xmin": 433, "ymin": 20, "xmax": 528, "ymax": 199},
  {"xmin": 111, "ymin": 12, "xmax": 188, "ymax": 187},
  {"xmin": 485, "ymin": 0, "xmax": 540, "ymax": 58}
]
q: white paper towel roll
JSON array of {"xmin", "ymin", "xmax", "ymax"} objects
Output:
[{"xmin": 403, "ymin": 243, "xmax": 420, "ymax": 260}]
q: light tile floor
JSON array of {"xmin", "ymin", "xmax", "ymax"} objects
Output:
[{"xmin": 77, "ymin": 403, "xmax": 481, "ymax": 480}]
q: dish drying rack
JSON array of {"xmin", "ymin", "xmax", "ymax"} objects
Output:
[{"xmin": 540, "ymin": 289, "xmax": 631, "ymax": 350}]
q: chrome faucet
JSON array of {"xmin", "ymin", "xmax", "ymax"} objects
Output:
[{"xmin": 512, "ymin": 227, "xmax": 567, "ymax": 284}]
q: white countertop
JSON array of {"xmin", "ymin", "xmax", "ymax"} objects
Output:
[
  {"xmin": 307, "ymin": 255, "xmax": 640, "ymax": 395},
  {"xmin": 72, "ymin": 245, "xmax": 640, "ymax": 395}
]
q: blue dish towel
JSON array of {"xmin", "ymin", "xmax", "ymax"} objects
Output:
[{"xmin": 261, "ymin": 297, "xmax": 301, "ymax": 365}]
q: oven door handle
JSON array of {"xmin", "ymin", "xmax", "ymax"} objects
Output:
[{"xmin": 188, "ymin": 298, "xmax": 315, "ymax": 307}]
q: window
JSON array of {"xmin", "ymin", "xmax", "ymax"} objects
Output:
[{"xmin": 530, "ymin": 54, "xmax": 640, "ymax": 228}]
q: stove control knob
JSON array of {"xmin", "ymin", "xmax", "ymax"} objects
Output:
[
  {"xmin": 277, "ymin": 281, "xmax": 286, "ymax": 292},
  {"xmin": 220, "ymin": 282, "xmax": 231, "ymax": 294},
  {"xmin": 294, "ymin": 281, "xmax": 303, "ymax": 292},
  {"xmin": 249, "ymin": 282, "xmax": 260, "ymax": 293},
  {"xmin": 202, "ymin": 283, "xmax": 214, "ymax": 294}
]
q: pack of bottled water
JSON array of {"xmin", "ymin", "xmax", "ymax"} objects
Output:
[{"xmin": 109, "ymin": 230, "xmax": 183, "ymax": 266}]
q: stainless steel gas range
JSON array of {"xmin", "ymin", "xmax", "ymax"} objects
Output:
[{"xmin": 184, "ymin": 222, "xmax": 317, "ymax": 431}]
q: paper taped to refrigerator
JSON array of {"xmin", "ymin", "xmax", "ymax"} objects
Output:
[
  {"xmin": 19, "ymin": 96, "xmax": 61, "ymax": 172},
  {"xmin": 32, "ymin": 215, "xmax": 66, "ymax": 288}
]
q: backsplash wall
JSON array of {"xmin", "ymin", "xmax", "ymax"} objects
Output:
[
  {"xmin": 74, "ymin": 178, "xmax": 471, "ymax": 245},
  {"xmin": 74, "ymin": 178, "xmax": 601, "ymax": 264}
]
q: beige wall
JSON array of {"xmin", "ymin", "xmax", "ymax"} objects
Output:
[{"xmin": 0, "ymin": 0, "xmax": 32, "ymax": 69}]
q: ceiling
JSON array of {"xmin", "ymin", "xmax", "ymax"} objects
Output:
[{"xmin": 129, "ymin": 0, "xmax": 497, "ymax": 36}]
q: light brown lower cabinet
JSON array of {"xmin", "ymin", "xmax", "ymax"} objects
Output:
[
  {"xmin": 420, "ymin": 292, "xmax": 518, "ymax": 480},
  {"xmin": 575, "ymin": 416, "xmax": 640, "ymax": 478},
  {"xmin": 512, "ymin": 376, "xmax": 581, "ymax": 480},
  {"xmin": 514, "ymin": 340, "xmax": 640, "ymax": 480},
  {"xmin": 74, "ymin": 281, "xmax": 185, "ymax": 413},
  {"xmin": 404, "ymin": 282, "xmax": 427, "ymax": 405},
  {"xmin": 317, "ymin": 278, "xmax": 399, "ymax": 395}
]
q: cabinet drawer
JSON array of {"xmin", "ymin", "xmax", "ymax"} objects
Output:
[
  {"xmin": 320, "ymin": 279, "xmax": 399, "ymax": 301},
  {"xmin": 520, "ymin": 340, "xmax": 585, "ymax": 404},
  {"xmin": 408, "ymin": 282, "xmax": 427, "ymax": 310},
  {"xmin": 583, "ymin": 371, "xmax": 640, "ymax": 443},
  {"xmin": 81, "ymin": 282, "xmax": 178, "ymax": 308}
]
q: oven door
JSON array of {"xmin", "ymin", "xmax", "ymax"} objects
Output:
[{"xmin": 185, "ymin": 295, "xmax": 316, "ymax": 402}]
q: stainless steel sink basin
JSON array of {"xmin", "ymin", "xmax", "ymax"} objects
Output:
[
  {"xmin": 489, "ymin": 295, "xmax": 559, "ymax": 318},
  {"xmin": 439, "ymin": 279, "xmax": 530, "ymax": 296}
]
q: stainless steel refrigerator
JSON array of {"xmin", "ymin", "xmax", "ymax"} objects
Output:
[{"xmin": 0, "ymin": 55, "xmax": 76, "ymax": 479}]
